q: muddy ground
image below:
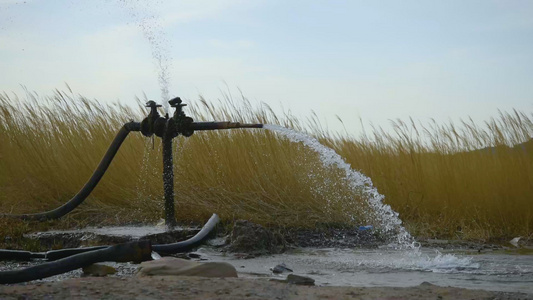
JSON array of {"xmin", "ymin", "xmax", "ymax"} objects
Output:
[
  {"xmin": 2, "ymin": 222, "xmax": 532, "ymax": 299},
  {"xmin": 1, "ymin": 276, "xmax": 530, "ymax": 300}
]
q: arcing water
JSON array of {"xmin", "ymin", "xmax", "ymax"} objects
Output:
[
  {"xmin": 264, "ymin": 124, "xmax": 414, "ymax": 248},
  {"xmin": 262, "ymin": 125, "xmax": 485, "ymax": 272}
]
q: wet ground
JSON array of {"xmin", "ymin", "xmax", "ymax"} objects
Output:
[
  {"xmin": 1, "ymin": 225, "xmax": 532, "ymax": 296},
  {"xmin": 23, "ymin": 225, "xmax": 200, "ymax": 248},
  {"xmin": 1, "ymin": 246, "xmax": 532, "ymax": 296},
  {"xmin": 200, "ymin": 247, "xmax": 533, "ymax": 295}
]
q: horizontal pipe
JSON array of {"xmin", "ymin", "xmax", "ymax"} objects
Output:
[{"xmin": 190, "ymin": 121, "xmax": 263, "ymax": 131}]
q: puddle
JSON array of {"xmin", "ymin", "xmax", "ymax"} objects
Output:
[
  {"xmin": 2, "ymin": 246, "xmax": 532, "ymax": 294},
  {"xmin": 197, "ymin": 247, "xmax": 533, "ymax": 295}
]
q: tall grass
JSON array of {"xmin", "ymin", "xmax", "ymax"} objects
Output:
[
  {"xmin": 327, "ymin": 113, "xmax": 533, "ymax": 241},
  {"xmin": 0, "ymin": 90, "xmax": 366, "ymax": 229},
  {"xmin": 1, "ymin": 89, "xmax": 532, "ymax": 241}
]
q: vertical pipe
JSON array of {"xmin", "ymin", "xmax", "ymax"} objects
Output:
[{"xmin": 162, "ymin": 119, "xmax": 177, "ymax": 229}]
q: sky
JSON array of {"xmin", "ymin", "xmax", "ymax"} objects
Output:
[{"xmin": 1, "ymin": 0, "xmax": 533, "ymax": 135}]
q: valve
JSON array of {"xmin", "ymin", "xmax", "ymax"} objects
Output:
[
  {"xmin": 141, "ymin": 101, "xmax": 167, "ymax": 138},
  {"xmin": 169, "ymin": 97, "xmax": 194, "ymax": 137}
]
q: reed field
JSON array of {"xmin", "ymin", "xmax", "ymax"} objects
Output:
[{"xmin": 1, "ymin": 89, "xmax": 532, "ymax": 244}]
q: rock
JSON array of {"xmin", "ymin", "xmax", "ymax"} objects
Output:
[
  {"xmin": 286, "ymin": 274, "xmax": 315, "ymax": 286},
  {"xmin": 82, "ymin": 264, "xmax": 117, "ymax": 277},
  {"xmin": 271, "ymin": 263, "xmax": 293, "ymax": 274},
  {"xmin": 137, "ymin": 257, "xmax": 238, "ymax": 278},
  {"xmin": 271, "ymin": 274, "xmax": 315, "ymax": 286},
  {"xmin": 227, "ymin": 220, "xmax": 286, "ymax": 255}
]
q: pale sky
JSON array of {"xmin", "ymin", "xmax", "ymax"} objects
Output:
[{"xmin": 1, "ymin": 0, "xmax": 532, "ymax": 135}]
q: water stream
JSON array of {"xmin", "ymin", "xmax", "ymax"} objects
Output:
[
  {"xmin": 263, "ymin": 124, "xmax": 414, "ymax": 248},
  {"xmin": 256, "ymin": 125, "xmax": 525, "ymax": 288}
]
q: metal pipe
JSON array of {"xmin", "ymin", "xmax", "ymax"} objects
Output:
[
  {"xmin": 162, "ymin": 119, "xmax": 177, "ymax": 229},
  {"xmin": 0, "ymin": 241, "xmax": 152, "ymax": 284},
  {"xmin": 190, "ymin": 121, "xmax": 263, "ymax": 131},
  {"xmin": 0, "ymin": 122, "xmax": 141, "ymax": 221}
]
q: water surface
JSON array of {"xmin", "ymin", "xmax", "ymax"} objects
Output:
[{"xmin": 198, "ymin": 246, "xmax": 533, "ymax": 295}]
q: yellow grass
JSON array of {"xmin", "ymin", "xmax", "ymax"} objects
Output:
[
  {"xmin": 326, "ymin": 113, "xmax": 533, "ymax": 241},
  {"xmin": 0, "ymin": 90, "xmax": 366, "ymax": 230},
  {"xmin": 1, "ymin": 89, "xmax": 532, "ymax": 242}
]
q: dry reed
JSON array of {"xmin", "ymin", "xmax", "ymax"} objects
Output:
[{"xmin": 0, "ymin": 89, "xmax": 531, "ymax": 241}]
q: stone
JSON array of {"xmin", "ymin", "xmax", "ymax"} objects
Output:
[
  {"xmin": 271, "ymin": 274, "xmax": 315, "ymax": 286},
  {"xmin": 82, "ymin": 264, "xmax": 117, "ymax": 277},
  {"xmin": 286, "ymin": 274, "xmax": 315, "ymax": 286},
  {"xmin": 137, "ymin": 257, "xmax": 238, "ymax": 278},
  {"xmin": 271, "ymin": 263, "xmax": 293, "ymax": 274}
]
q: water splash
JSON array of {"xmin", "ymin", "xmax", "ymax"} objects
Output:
[
  {"xmin": 264, "ymin": 124, "xmax": 414, "ymax": 248},
  {"xmin": 356, "ymin": 247, "xmax": 481, "ymax": 273},
  {"xmin": 116, "ymin": 0, "xmax": 172, "ymax": 112}
]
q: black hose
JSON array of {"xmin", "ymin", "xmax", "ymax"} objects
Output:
[
  {"xmin": 0, "ymin": 122, "xmax": 141, "ymax": 221},
  {"xmin": 45, "ymin": 246, "xmax": 108, "ymax": 261},
  {"xmin": 0, "ymin": 249, "xmax": 32, "ymax": 261},
  {"xmin": 0, "ymin": 240, "xmax": 152, "ymax": 284},
  {"xmin": 152, "ymin": 213, "xmax": 220, "ymax": 254},
  {"xmin": 0, "ymin": 214, "xmax": 220, "ymax": 261}
]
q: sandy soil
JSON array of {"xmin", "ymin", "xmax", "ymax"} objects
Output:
[{"xmin": 0, "ymin": 276, "xmax": 530, "ymax": 300}]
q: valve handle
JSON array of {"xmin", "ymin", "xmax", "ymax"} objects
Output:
[
  {"xmin": 169, "ymin": 97, "xmax": 186, "ymax": 108},
  {"xmin": 145, "ymin": 100, "xmax": 162, "ymax": 108}
]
